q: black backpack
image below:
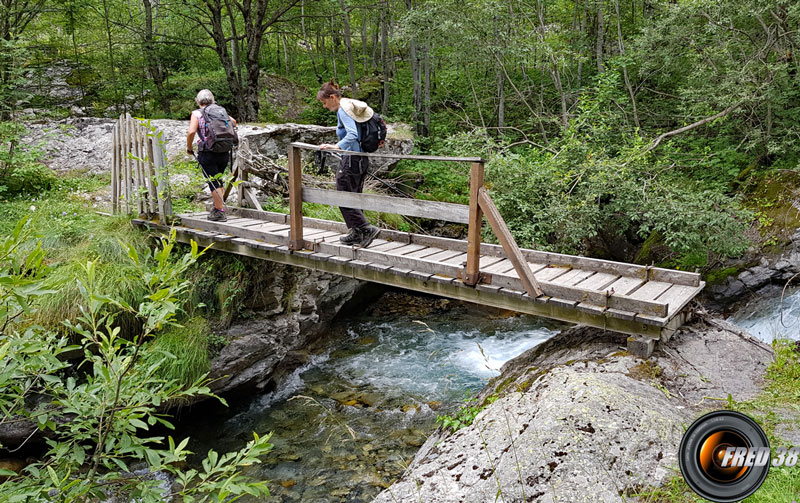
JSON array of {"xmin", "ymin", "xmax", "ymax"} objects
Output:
[
  {"xmin": 358, "ymin": 113, "xmax": 387, "ymax": 153},
  {"xmin": 201, "ymin": 104, "xmax": 239, "ymax": 153}
]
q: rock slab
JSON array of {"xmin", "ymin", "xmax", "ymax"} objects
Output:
[{"xmin": 371, "ymin": 318, "xmax": 773, "ymax": 503}]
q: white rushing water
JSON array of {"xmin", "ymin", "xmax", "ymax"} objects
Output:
[{"xmin": 729, "ymin": 286, "xmax": 800, "ymax": 342}]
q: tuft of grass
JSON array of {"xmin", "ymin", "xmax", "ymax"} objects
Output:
[
  {"xmin": 34, "ymin": 260, "xmax": 149, "ymax": 339},
  {"xmin": 142, "ymin": 317, "xmax": 211, "ymax": 387}
]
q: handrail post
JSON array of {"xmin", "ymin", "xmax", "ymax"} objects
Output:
[
  {"xmin": 288, "ymin": 145, "xmax": 304, "ymax": 250},
  {"xmin": 464, "ymin": 161, "xmax": 484, "ymax": 286}
]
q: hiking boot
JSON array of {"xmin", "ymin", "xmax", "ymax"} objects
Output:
[
  {"xmin": 207, "ymin": 208, "xmax": 227, "ymax": 222},
  {"xmin": 339, "ymin": 227, "xmax": 361, "ymax": 245},
  {"xmin": 358, "ymin": 225, "xmax": 380, "ymax": 248}
]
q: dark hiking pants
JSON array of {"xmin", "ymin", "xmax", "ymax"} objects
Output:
[{"xmin": 336, "ymin": 154, "xmax": 370, "ymax": 230}]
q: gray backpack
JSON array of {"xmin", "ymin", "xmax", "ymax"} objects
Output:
[{"xmin": 201, "ymin": 104, "xmax": 238, "ymax": 152}]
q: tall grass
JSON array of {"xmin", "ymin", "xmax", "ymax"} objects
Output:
[{"xmin": 141, "ymin": 317, "xmax": 211, "ymax": 387}]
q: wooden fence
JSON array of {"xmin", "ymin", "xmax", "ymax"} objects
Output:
[
  {"xmin": 111, "ymin": 114, "xmax": 172, "ymax": 223},
  {"xmin": 285, "ymin": 142, "xmax": 545, "ymax": 298}
]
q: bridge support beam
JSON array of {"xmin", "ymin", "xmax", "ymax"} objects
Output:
[{"xmin": 464, "ymin": 161, "xmax": 484, "ymax": 286}]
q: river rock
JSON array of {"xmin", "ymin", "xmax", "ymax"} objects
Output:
[
  {"xmin": 370, "ymin": 317, "xmax": 772, "ymax": 503},
  {"xmin": 710, "ymin": 229, "xmax": 800, "ymax": 306},
  {"xmin": 207, "ymin": 265, "xmax": 363, "ymax": 395}
]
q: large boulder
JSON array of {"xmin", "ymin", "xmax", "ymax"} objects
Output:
[
  {"xmin": 371, "ymin": 317, "xmax": 773, "ymax": 503},
  {"xmin": 207, "ymin": 263, "xmax": 366, "ymax": 396}
]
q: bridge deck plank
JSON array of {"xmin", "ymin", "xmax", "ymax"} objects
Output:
[{"xmin": 167, "ymin": 212, "xmax": 701, "ymax": 326}]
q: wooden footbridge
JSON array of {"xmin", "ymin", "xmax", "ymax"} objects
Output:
[{"xmin": 119, "ymin": 135, "xmax": 704, "ymax": 357}]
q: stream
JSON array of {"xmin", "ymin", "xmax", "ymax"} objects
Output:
[
  {"xmin": 182, "ymin": 286, "xmax": 800, "ymax": 502},
  {"xmin": 729, "ymin": 285, "xmax": 800, "ymax": 342},
  {"xmin": 183, "ymin": 294, "xmax": 563, "ymax": 502}
]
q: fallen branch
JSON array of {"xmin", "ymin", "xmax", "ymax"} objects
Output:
[{"xmin": 642, "ymin": 103, "xmax": 742, "ymax": 154}]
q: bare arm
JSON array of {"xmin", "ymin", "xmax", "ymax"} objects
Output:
[{"xmin": 187, "ymin": 113, "xmax": 199, "ymax": 154}]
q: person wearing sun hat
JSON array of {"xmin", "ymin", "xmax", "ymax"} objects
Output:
[{"xmin": 317, "ymin": 79, "xmax": 380, "ymax": 248}]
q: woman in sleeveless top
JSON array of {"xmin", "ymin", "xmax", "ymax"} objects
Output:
[{"xmin": 186, "ymin": 89, "xmax": 237, "ymax": 222}]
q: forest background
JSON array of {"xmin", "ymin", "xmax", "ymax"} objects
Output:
[{"xmin": 1, "ymin": 0, "xmax": 798, "ymax": 271}]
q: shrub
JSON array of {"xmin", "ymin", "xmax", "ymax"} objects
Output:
[{"xmin": 0, "ymin": 122, "xmax": 55, "ymax": 196}]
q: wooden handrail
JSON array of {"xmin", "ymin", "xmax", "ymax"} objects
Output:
[
  {"xmin": 302, "ymin": 187, "xmax": 470, "ymax": 224},
  {"xmin": 289, "ymin": 142, "xmax": 486, "ymax": 163},
  {"xmin": 284, "ymin": 143, "xmax": 545, "ymax": 297}
]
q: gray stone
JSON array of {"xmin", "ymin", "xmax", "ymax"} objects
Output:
[
  {"xmin": 208, "ymin": 265, "xmax": 363, "ymax": 395},
  {"xmin": 711, "ymin": 278, "xmax": 747, "ymax": 301},
  {"xmin": 738, "ymin": 266, "xmax": 777, "ymax": 289},
  {"xmin": 370, "ymin": 319, "xmax": 772, "ymax": 503},
  {"xmin": 22, "ymin": 119, "xmax": 413, "ymax": 181}
]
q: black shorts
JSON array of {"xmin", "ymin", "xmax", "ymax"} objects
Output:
[{"xmin": 197, "ymin": 150, "xmax": 230, "ymax": 190}]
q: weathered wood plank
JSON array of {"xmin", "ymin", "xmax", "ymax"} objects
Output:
[
  {"xmin": 370, "ymin": 241, "xmax": 411, "ymax": 253},
  {"xmin": 225, "ymin": 207, "xmax": 700, "ymax": 287},
  {"xmin": 628, "ymin": 281, "xmax": 672, "ymax": 302},
  {"xmin": 574, "ymin": 272, "xmax": 619, "ymax": 291},
  {"xmin": 482, "ymin": 258, "xmax": 513, "ymax": 274},
  {"xmin": 479, "ymin": 255, "xmax": 507, "ymax": 269},
  {"xmin": 441, "ymin": 252, "xmax": 469, "ymax": 266},
  {"xmin": 302, "ymin": 187, "xmax": 470, "ymax": 224},
  {"xmin": 531, "ymin": 266, "xmax": 572, "ymax": 282},
  {"xmin": 111, "ymin": 122, "xmax": 119, "ymax": 213},
  {"xmin": 138, "ymin": 221, "xmax": 673, "ymax": 337},
  {"xmin": 288, "ymin": 145, "xmax": 303, "ymax": 250},
  {"xmin": 550, "ymin": 269, "xmax": 595, "ymax": 287},
  {"xmin": 478, "ymin": 187, "xmax": 543, "ymax": 297},
  {"xmin": 604, "ymin": 276, "xmax": 644, "ymax": 296},
  {"xmin": 655, "ymin": 283, "xmax": 705, "ymax": 317},
  {"xmin": 487, "ymin": 269, "xmax": 668, "ymax": 318},
  {"xmin": 405, "ymin": 246, "xmax": 446, "ymax": 259},
  {"xmin": 179, "ymin": 216, "xmax": 289, "ymax": 245},
  {"xmin": 290, "ymin": 141, "xmax": 485, "ymax": 163},
  {"xmin": 145, "ymin": 133, "xmax": 158, "ymax": 215},
  {"xmin": 424, "ymin": 249, "xmax": 464, "ymax": 263}
]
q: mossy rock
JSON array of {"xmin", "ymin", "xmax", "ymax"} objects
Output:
[
  {"xmin": 704, "ymin": 266, "xmax": 744, "ymax": 286},
  {"xmin": 633, "ymin": 231, "xmax": 671, "ymax": 265}
]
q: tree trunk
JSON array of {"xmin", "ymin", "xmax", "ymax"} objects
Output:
[
  {"xmin": 380, "ymin": 0, "xmax": 390, "ymax": 115},
  {"xmin": 423, "ymin": 42, "xmax": 431, "ymax": 137},
  {"xmin": 143, "ymin": 0, "xmax": 170, "ymax": 114},
  {"xmin": 300, "ymin": 0, "xmax": 322, "ymax": 82},
  {"xmin": 404, "ymin": 0, "xmax": 423, "ymax": 136},
  {"xmin": 101, "ymin": 0, "xmax": 124, "ymax": 114},
  {"xmin": 225, "ymin": 0, "xmax": 243, "ymax": 87},
  {"xmin": 613, "ymin": 0, "xmax": 640, "ymax": 128},
  {"xmin": 337, "ymin": 0, "xmax": 358, "ymax": 98},
  {"xmin": 596, "ymin": 0, "xmax": 604, "ymax": 73},
  {"xmin": 201, "ymin": 0, "xmax": 299, "ymax": 122}
]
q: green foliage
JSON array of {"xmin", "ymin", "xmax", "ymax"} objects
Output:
[
  {"xmin": 436, "ymin": 395, "xmax": 498, "ymax": 433},
  {"xmin": 0, "ymin": 220, "xmax": 272, "ymax": 501},
  {"xmin": 0, "ymin": 122, "xmax": 56, "ymax": 196}
]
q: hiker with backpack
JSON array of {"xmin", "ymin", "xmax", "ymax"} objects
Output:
[
  {"xmin": 317, "ymin": 79, "xmax": 386, "ymax": 248},
  {"xmin": 186, "ymin": 89, "xmax": 238, "ymax": 222}
]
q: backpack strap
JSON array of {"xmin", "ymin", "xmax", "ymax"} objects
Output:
[{"xmin": 199, "ymin": 107, "xmax": 211, "ymax": 150}]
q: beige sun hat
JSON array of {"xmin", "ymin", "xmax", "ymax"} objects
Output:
[{"xmin": 340, "ymin": 97, "xmax": 374, "ymax": 123}]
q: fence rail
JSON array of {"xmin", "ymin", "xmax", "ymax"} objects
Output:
[
  {"xmin": 111, "ymin": 114, "xmax": 172, "ymax": 223},
  {"xmin": 285, "ymin": 142, "xmax": 544, "ymax": 298}
]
